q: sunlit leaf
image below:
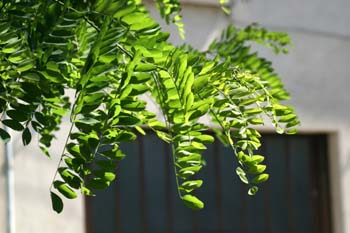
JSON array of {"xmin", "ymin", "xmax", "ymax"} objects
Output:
[{"xmin": 182, "ymin": 194, "xmax": 204, "ymax": 210}]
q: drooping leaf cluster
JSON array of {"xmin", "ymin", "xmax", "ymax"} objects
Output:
[{"xmin": 0, "ymin": 0, "xmax": 299, "ymax": 213}]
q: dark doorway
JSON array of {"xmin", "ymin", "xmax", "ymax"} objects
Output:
[{"xmin": 85, "ymin": 133, "xmax": 332, "ymax": 233}]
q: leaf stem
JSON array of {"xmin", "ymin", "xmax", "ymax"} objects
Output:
[
  {"xmin": 49, "ymin": 116, "xmax": 76, "ymax": 191},
  {"xmin": 151, "ymin": 72, "xmax": 182, "ymax": 199}
]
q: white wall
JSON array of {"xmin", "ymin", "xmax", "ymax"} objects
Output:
[
  {"xmin": 0, "ymin": 141, "xmax": 6, "ymax": 232},
  {"xmin": 0, "ymin": 119, "xmax": 85, "ymax": 233}
]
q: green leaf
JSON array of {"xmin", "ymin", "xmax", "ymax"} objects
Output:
[
  {"xmin": 87, "ymin": 178, "xmax": 110, "ymax": 190},
  {"xmin": 229, "ymin": 87, "xmax": 251, "ymax": 98},
  {"xmin": 53, "ymin": 181, "xmax": 77, "ymax": 199},
  {"xmin": 22, "ymin": 127, "xmax": 31, "ymax": 145},
  {"xmin": 6, "ymin": 109, "xmax": 28, "ymax": 122},
  {"xmin": 97, "ymin": 160, "xmax": 117, "ymax": 171},
  {"xmin": 236, "ymin": 167, "xmax": 249, "ymax": 184},
  {"xmin": 155, "ymin": 130, "xmax": 172, "ymax": 143},
  {"xmin": 121, "ymin": 100, "xmax": 146, "ymax": 111},
  {"xmin": 83, "ymin": 92, "xmax": 105, "ymax": 105},
  {"xmin": 117, "ymin": 131, "xmax": 137, "ymax": 142},
  {"xmin": 248, "ymin": 118, "xmax": 264, "ymax": 125},
  {"xmin": 286, "ymin": 119, "xmax": 300, "ymax": 128},
  {"xmin": 16, "ymin": 59, "xmax": 34, "ymax": 72},
  {"xmin": 275, "ymin": 126, "xmax": 284, "ymax": 134},
  {"xmin": 8, "ymin": 49, "xmax": 29, "ymax": 64},
  {"xmin": 177, "ymin": 153, "xmax": 201, "ymax": 165},
  {"xmin": 2, "ymin": 38, "xmax": 21, "ymax": 53},
  {"xmin": 50, "ymin": 192, "xmax": 64, "ymax": 214},
  {"xmin": 148, "ymin": 119, "xmax": 166, "ymax": 130},
  {"xmin": 2, "ymin": 119, "xmax": 24, "ymax": 131},
  {"xmin": 117, "ymin": 114, "xmax": 140, "ymax": 126},
  {"xmin": 122, "ymin": 12, "xmax": 148, "ymax": 25},
  {"xmin": 99, "ymin": 144, "xmax": 126, "ymax": 160},
  {"xmin": 135, "ymin": 63, "xmax": 157, "ymax": 72},
  {"xmin": 178, "ymin": 166, "xmax": 202, "ymax": 179},
  {"xmin": 135, "ymin": 126, "xmax": 146, "ymax": 135},
  {"xmin": 244, "ymin": 108, "xmax": 263, "ymax": 116},
  {"xmin": 81, "ymin": 187, "xmax": 95, "ymax": 196},
  {"xmin": 248, "ymin": 155, "xmax": 265, "ymax": 164},
  {"xmin": 251, "ymin": 173, "xmax": 269, "ymax": 184},
  {"xmin": 66, "ymin": 143, "xmax": 81, "ymax": 158},
  {"xmin": 65, "ymin": 157, "xmax": 84, "ymax": 171},
  {"xmin": 248, "ymin": 186, "xmax": 259, "ymax": 195},
  {"xmin": 194, "ymin": 134, "xmax": 214, "ymax": 144},
  {"xmin": 279, "ymin": 114, "xmax": 297, "ymax": 123},
  {"xmin": 129, "ymin": 84, "xmax": 149, "ymax": 95},
  {"xmin": 193, "ymin": 75, "xmax": 209, "ymax": 92},
  {"xmin": 286, "ymin": 128, "xmax": 298, "ymax": 134},
  {"xmin": 34, "ymin": 112, "xmax": 48, "ymax": 126},
  {"xmin": 182, "ymin": 194, "xmax": 204, "ymax": 210},
  {"xmin": 247, "ymin": 164, "xmax": 266, "ymax": 174},
  {"xmin": 39, "ymin": 70, "xmax": 65, "ymax": 83},
  {"xmin": 58, "ymin": 168, "xmax": 82, "ymax": 189},
  {"xmin": 180, "ymin": 180, "xmax": 203, "ymax": 193},
  {"xmin": 93, "ymin": 170, "xmax": 116, "ymax": 182},
  {"xmin": 0, "ymin": 128, "xmax": 11, "ymax": 143}
]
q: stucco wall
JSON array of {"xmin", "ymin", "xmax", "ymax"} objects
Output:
[
  {"xmin": 0, "ymin": 119, "xmax": 85, "ymax": 233},
  {"xmin": 0, "ymin": 139, "xmax": 6, "ymax": 232}
]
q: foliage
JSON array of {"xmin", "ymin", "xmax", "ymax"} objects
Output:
[{"xmin": 0, "ymin": 0, "xmax": 299, "ymax": 213}]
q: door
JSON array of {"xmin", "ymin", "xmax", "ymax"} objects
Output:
[{"xmin": 85, "ymin": 133, "xmax": 332, "ymax": 233}]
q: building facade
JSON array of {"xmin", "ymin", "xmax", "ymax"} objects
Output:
[{"xmin": 0, "ymin": 0, "xmax": 349, "ymax": 232}]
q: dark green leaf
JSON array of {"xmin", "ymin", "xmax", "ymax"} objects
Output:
[
  {"xmin": 117, "ymin": 131, "xmax": 136, "ymax": 142},
  {"xmin": 2, "ymin": 119, "xmax": 24, "ymax": 131},
  {"xmin": 34, "ymin": 112, "xmax": 48, "ymax": 126},
  {"xmin": 50, "ymin": 192, "xmax": 64, "ymax": 214},
  {"xmin": 97, "ymin": 160, "xmax": 117, "ymax": 171},
  {"xmin": 6, "ymin": 109, "xmax": 28, "ymax": 122},
  {"xmin": 117, "ymin": 114, "xmax": 140, "ymax": 126},
  {"xmin": 99, "ymin": 144, "xmax": 126, "ymax": 161},
  {"xmin": 0, "ymin": 128, "xmax": 11, "ymax": 143},
  {"xmin": 87, "ymin": 178, "xmax": 110, "ymax": 190},
  {"xmin": 58, "ymin": 167, "xmax": 82, "ymax": 189},
  {"xmin": 22, "ymin": 127, "xmax": 31, "ymax": 145},
  {"xmin": 39, "ymin": 70, "xmax": 65, "ymax": 83}
]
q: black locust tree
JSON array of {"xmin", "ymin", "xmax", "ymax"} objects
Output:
[{"xmin": 0, "ymin": 0, "xmax": 299, "ymax": 213}]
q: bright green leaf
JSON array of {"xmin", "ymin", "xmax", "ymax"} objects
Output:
[
  {"xmin": 53, "ymin": 181, "xmax": 77, "ymax": 199},
  {"xmin": 251, "ymin": 173, "xmax": 269, "ymax": 184},
  {"xmin": 182, "ymin": 194, "xmax": 204, "ymax": 210}
]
